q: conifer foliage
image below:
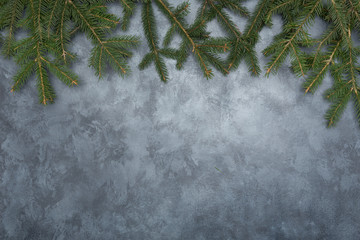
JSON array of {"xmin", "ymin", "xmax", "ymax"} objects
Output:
[
  {"xmin": 259, "ymin": 0, "xmax": 360, "ymax": 127},
  {"xmin": 0, "ymin": 0, "xmax": 139, "ymax": 104},
  {"xmin": 138, "ymin": 0, "xmax": 245, "ymax": 81},
  {"xmin": 1, "ymin": 0, "xmax": 360, "ymax": 128}
]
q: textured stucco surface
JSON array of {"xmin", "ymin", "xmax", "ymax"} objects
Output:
[{"xmin": 1, "ymin": 1, "xmax": 360, "ymax": 239}]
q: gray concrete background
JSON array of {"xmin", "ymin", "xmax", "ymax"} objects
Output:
[{"xmin": 1, "ymin": 1, "xmax": 360, "ymax": 239}]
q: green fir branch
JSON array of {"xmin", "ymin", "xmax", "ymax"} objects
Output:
[{"xmin": 2, "ymin": 0, "xmax": 360, "ymax": 128}]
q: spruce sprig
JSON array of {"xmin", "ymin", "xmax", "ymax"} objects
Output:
[
  {"xmin": 255, "ymin": 0, "xmax": 360, "ymax": 127},
  {"xmin": 139, "ymin": 1, "xmax": 178, "ymax": 82},
  {"xmin": 2, "ymin": 0, "xmax": 360, "ymax": 129},
  {"xmin": 138, "ymin": 0, "xmax": 229, "ymax": 80},
  {"xmin": 2, "ymin": 0, "xmax": 139, "ymax": 104},
  {"xmin": 154, "ymin": 0, "xmax": 230, "ymax": 79}
]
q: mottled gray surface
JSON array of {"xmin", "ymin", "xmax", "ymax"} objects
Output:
[{"xmin": 1, "ymin": 1, "xmax": 360, "ymax": 239}]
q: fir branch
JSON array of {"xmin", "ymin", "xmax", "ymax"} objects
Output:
[
  {"xmin": 311, "ymin": 27, "xmax": 336, "ymax": 67},
  {"xmin": 2, "ymin": 0, "xmax": 138, "ymax": 104},
  {"xmin": 2, "ymin": 0, "xmax": 360, "ymax": 129},
  {"xmin": 60, "ymin": 2, "xmax": 69, "ymax": 63},
  {"xmin": 155, "ymin": 0, "xmax": 196, "ymax": 52},
  {"xmin": 256, "ymin": 0, "xmax": 360, "ymax": 126},
  {"xmin": 162, "ymin": 2, "xmax": 190, "ymax": 47},
  {"xmin": 67, "ymin": 0, "xmax": 139, "ymax": 76},
  {"xmin": 148, "ymin": 0, "xmax": 230, "ymax": 79},
  {"xmin": 1, "ymin": 0, "xmax": 24, "ymax": 56},
  {"xmin": 118, "ymin": 0, "xmax": 136, "ymax": 30},
  {"xmin": 207, "ymin": 0, "xmax": 241, "ymax": 37},
  {"xmin": 141, "ymin": 2, "xmax": 169, "ymax": 82},
  {"xmin": 304, "ymin": 40, "xmax": 341, "ymax": 93},
  {"xmin": 11, "ymin": 61, "xmax": 36, "ymax": 93},
  {"xmin": 326, "ymin": 88, "xmax": 352, "ymax": 127},
  {"xmin": 245, "ymin": 0, "xmax": 274, "ymax": 40},
  {"xmin": 265, "ymin": 0, "xmax": 321, "ymax": 76},
  {"xmin": 220, "ymin": 0, "xmax": 249, "ymax": 18},
  {"xmin": 47, "ymin": 0, "xmax": 59, "ymax": 38}
]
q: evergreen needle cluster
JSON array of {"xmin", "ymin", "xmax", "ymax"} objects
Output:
[
  {"xmin": 0, "ymin": 0, "xmax": 139, "ymax": 105},
  {"xmin": 138, "ymin": 0, "xmax": 251, "ymax": 81},
  {"xmin": 1, "ymin": 0, "xmax": 360, "ymax": 128},
  {"xmin": 258, "ymin": 0, "xmax": 360, "ymax": 127}
]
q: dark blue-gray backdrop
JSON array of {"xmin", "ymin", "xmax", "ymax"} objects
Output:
[{"xmin": 1, "ymin": 1, "xmax": 360, "ymax": 239}]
